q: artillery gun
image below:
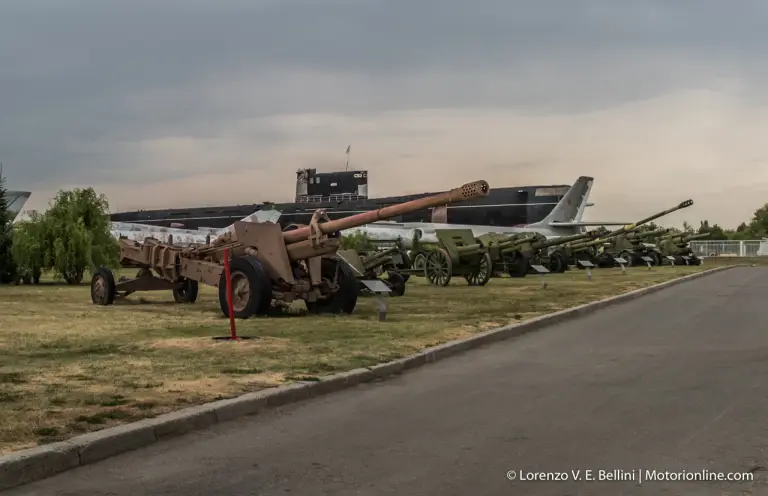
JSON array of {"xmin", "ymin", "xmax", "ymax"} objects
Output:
[
  {"xmin": 657, "ymin": 232, "xmax": 710, "ymax": 265},
  {"xmin": 419, "ymin": 229, "xmax": 493, "ymax": 286},
  {"xmin": 595, "ymin": 228, "xmax": 671, "ymax": 267},
  {"xmin": 478, "ymin": 229, "xmax": 602, "ymax": 276},
  {"xmin": 556, "ymin": 200, "xmax": 694, "ymax": 268},
  {"xmin": 336, "ymin": 238, "xmax": 412, "ymax": 296},
  {"xmin": 475, "ymin": 232, "xmax": 537, "ymax": 277},
  {"xmin": 90, "ymin": 180, "xmax": 490, "ymax": 318}
]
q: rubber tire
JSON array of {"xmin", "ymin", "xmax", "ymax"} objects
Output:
[
  {"xmin": 548, "ymin": 250, "xmax": 567, "ymax": 273},
  {"xmin": 91, "ymin": 267, "xmax": 117, "ymax": 306},
  {"xmin": 173, "ymin": 278, "xmax": 199, "ymax": 303},
  {"xmin": 506, "ymin": 254, "xmax": 529, "ymax": 278},
  {"xmin": 689, "ymin": 256, "xmax": 702, "ymax": 266},
  {"xmin": 305, "ymin": 256, "xmax": 359, "ymax": 314},
  {"xmin": 387, "ymin": 271, "xmax": 406, "ymax": 297},
  {"xmin": 218, "ymin": 255, "xmax": 272, "ymax": 319},
  {"xmin": 649, "ymin": 251, "xmax": 662, "ymax": 267}
]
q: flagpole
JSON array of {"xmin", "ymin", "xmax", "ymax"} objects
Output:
[{"xmin": 345, "ymin": 145, "xmax": 351, "ymax": 171}]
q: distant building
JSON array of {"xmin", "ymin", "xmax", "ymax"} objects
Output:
[{"xmin": 6, "ymin": 190, "xmax": 31, "ymax": 221}]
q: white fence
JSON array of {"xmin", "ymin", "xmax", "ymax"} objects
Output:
[{"xmin": 689, "ymin": 240, "xmax": 768, "ymax": 257}]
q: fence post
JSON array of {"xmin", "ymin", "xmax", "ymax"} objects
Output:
[{"xmin": 739, "ymin": 240, "xmax": 745, "ymax": 257}]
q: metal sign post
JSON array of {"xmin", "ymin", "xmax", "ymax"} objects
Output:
[
  {"xmin": 641, "ymin": 256, "xmax": 653, "ymax": 270},
  {"xmin": 613, "ymin": 257, "xmax": 628, "ymax": 275},
  {"xmin": 666, "ymin": 255, "xmax": 676, "ymax": 268},
  {"xmin": 360, "ymin": 280, "xmax": 392, "ymax": 321},
  {"xmin": 577, "ymin": 260, "xmax": 595, "ymax": 280},
  {"xmin": 530, "ymin": 264, "xmax": 550, "ymax": 289}
]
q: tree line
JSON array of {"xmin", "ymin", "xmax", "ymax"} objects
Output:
[
  {"xmin": 0, "ymin": 174, "xmax": 118, "ymax": 284},
  {"xmin": 1, "ymin": 172, "xmax": 767, "ymax": 284}
]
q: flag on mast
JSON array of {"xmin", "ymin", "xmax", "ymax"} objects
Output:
[{"xmin": 346, "ymin": 145, "xmax": 351, "ymax": 154}]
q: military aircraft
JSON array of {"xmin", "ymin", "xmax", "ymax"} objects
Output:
[{"xmin": 339, "ymin": 176, "xmax": 632, "ymax": 247}]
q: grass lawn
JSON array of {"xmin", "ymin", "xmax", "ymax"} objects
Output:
[{"xmin": 0, "ymin": 260, "xmax": 742, "ymax": 453}]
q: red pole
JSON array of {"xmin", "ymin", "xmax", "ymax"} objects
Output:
[{"xmin": 223, "ymin": 248, "xmax": 237, "ymax": 340}]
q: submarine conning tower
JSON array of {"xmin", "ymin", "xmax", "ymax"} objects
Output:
[{"xmin": 295, "ymin": 168, "xmax": 369, "ymax": 203}]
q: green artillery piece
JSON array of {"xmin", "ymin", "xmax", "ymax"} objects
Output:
[
  {"xmin": 595, "ymin": 228, "xmax": 671, "ymax": 267},
  {"xmin": 422, "ymin": 229, "xmax": 492, "ymax": 286},
  {"xmin": 554, "ymin": 230, "xmax": 611, "ymax": 269},
  {"xmin": 337, "ymin": 239, "xmax": 411, "ymax": 296},
  {"xmin": 557, "ymin": 199, "xmax": 694, "ymax": 268},
  {"xmin": 478, "ymin": 229, "xmax": 602, "ymax": 277},
  {"xmin": 657, "ymin": 232, "xmax": 710, "ymax": 266},
  {"xmin": 476, "ymin": 232, "xmax": 536, "ymax": 277}
]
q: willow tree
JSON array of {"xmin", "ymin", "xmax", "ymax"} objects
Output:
[
  {"xmin": 43, "ymin": 188, "xmax": 119, "ymax": 284},
  {"xmin": 10, "ymin": 211, "xmax": 48, "ymax": 283}
]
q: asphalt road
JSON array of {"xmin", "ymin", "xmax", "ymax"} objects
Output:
[{"xmin": 7, "ymin": 267, "xmax": 768, "ymax": 496}]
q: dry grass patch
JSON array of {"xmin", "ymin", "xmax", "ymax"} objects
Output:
[{"xmin": 0, "ymin": 263, "xmax": 720, "ymax": 453}]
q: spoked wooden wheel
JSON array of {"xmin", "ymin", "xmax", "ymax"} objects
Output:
[
  {"xmin": 464, "ymin": 252, "xmax": 491, "ymax": 286},
  {"xmin": 425, "ymin": 248, "xmax": 452, "ymax": 286},
  {"xmin": 411, "ymin": 252, "xmax": 427, "ymax": 274}
]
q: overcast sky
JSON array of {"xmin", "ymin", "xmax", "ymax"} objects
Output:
[{"xmin": 3, "ymin": 0, "xmax": 768, "ymax": 228}]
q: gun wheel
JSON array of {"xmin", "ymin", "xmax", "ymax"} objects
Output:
[
  {"xmin": 306, "ymin": 257, "xmax": 358, "ymax": 314},
  {"xmin": 173, "ymin": 278, "xmax": 199, "ymax": 303},
  {"xmin": 91, "ymin": 267, "xmax": 117, "ymax": 306},
  {"xmin": 425, "ymin": 248, "xmax": 452, "ymax": 286},
  {"xmin": 649, "ymin": 251, "xmax": 662, "ymax": 266},
  {"xmin": 465, "ymin": 252, "xmax": 491, "ymax": 286},
  {"xmin": 547, "ymin": 250, "xmax": 567, "ymax": 273},
  {"xmin": 386, "ymin": 271, "xmax": 406, "ymax": 297},
  {"xmin": 411, "ymin": 252, "xmax": 427, "ymax": 274},
  {"xmin": 506, "ymin": 253, "xmax": 529, "ymax": 278},
  {"xmin": 218, "ymin": 255, "xmax": 273, "ymax": 319}
]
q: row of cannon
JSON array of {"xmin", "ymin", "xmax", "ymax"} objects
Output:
[
  {"xmin": 92, "ymin": 178, "xmax": 704, "ymax": 318},
  {"xmin": 339, "ymin": 199, "xmax": 708, "ymax": 292}
]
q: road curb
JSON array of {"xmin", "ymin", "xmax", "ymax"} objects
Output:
[{"xmin": 0, "ymin": 264, "xmax": 740, "ymax": 490}]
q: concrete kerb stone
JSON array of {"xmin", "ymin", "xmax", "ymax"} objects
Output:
[
  {"xmin": 0, "ymin": 442, "xmax": 79, "ymax": 490},
  {"xmin": 0, "ymin": 264, "xmax": 740, "ymax": 491}
]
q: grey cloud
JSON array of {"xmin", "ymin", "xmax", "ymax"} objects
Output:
[{"xmin": 2, "ymin": 0, "xmax": 768, "ymax": 227}]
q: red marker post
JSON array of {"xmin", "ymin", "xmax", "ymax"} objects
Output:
[
  {"xmin": 213, "ymin": 249, "xmax": 254, "ymax": 341},
  {"xmin": 222, "ymin": 248, "xmax": 238, "ymax": 340}
]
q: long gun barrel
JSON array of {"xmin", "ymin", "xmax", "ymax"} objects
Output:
[
  {"xmin": 532, "ymin": 229, "xmax": 602, "ymax": 249},
  {"xmin": 584, "ymin": 200, "xmax": 694, "ymax": 243},
  {"xmin": 661, "ymin": 232, "xmax": 711, "ymax": 243},
  {"xmin": 282, "ymin": 180, "xmax": 490, "ymax": 244},
  {"xmin": 624, "ymin": 228, "xmax": 671, "ymax": 240},
  {"xmin": 484, "ymin": 233, "xmax": 538, "ymax": 251},
  {"xmin": 568, "ymin": 235, "xmax": 616, "ymax": 250}
]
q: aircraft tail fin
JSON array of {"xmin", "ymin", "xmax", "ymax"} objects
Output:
[{"xmin": 526, "ymin": 176, "xmax": 594, "ymax": 228}]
